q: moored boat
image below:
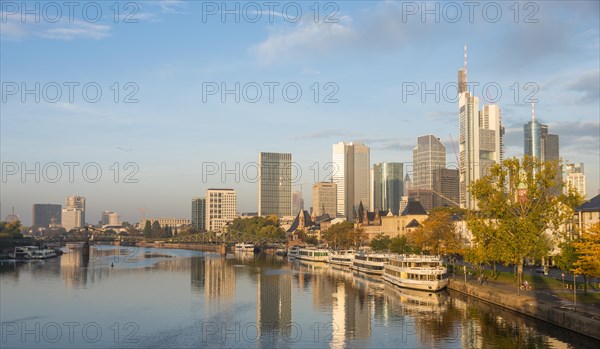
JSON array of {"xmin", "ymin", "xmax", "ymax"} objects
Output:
[
  {"xmin": 350, "ymin": 252, "xmax": 390, "ymax": 275},
  {"xmin": 275, "ymin": 248, "xmax": 287, "ymax": 256},
  {"xmin": 382, "ymin": 254, "xmax": 448, "ymax": 292},
  {"xmin": 9, "ymin": 246, "xmax": 58, "ymax": 260},
  {"xmin": 287, "ymin": 246, "xmax": 304, "ymax": 259},
  {"xmin": 297, "ymin": 248, "xmax": 329, "ymax": 262},
  {"xmin": 326, "ymin": 250, "xmax": 355, "ymax": 267},
  {"xmin": 234, "ymin": 243, "xmax": 255, "ymax": 252},
  {"xmin": 30, "ymin": 248, "xmax": 58, "ymax": 259}
]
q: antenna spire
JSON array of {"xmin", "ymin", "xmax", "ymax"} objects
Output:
[
  {"xmin": 464, "ymin": 44, "xmax": 467, "ymax": 73},
  {"xmin": 531, "ymin": 98, "xmax": 535, "ymax": 123}
]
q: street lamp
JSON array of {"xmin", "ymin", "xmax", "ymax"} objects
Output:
[{"xmin": 574, "ymin": 274, "xmax": 577, "ymax": 311}]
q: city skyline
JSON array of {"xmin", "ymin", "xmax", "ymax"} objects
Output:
[{"xmin": 2, "ymin": 1, "xmax": 598, "ymax": 225}]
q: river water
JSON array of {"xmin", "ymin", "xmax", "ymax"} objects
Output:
[{"xmin": 0, "ymin": 246, "xmax": 597, "ymax": 348}]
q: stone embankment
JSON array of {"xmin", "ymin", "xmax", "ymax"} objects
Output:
[{"xmin": 448, "ymin": 279, "xmax": 600, "ymax": 341}]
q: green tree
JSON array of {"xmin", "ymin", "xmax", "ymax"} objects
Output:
[
  {"xmin": 304, "ymin": 235, "xmax": 319, "ymax": 245},
  {"xmin": 389, "ymin": 235, "xmax": 413, "ymax": 254},
  {"xmin": 468, "ymin": 156, "xmax": 580, "ymax": 288},
  {"xmin": 143, "ymin": 220, "xmax": 152, "ymax": 238},
  {"xmin": 323, "ymin": 221, "xmax": 358, "ymax": 249},
  {"xmin": 151, "ymin": 220, "xmax": 162, "ymax": 238},
  {"xmin": 0, "ymin": 220, "xmax": 23, "ymax": 239},
  {"xmin": 555, "ymin": 239, "xmax": 580, "ymax": 273},
  {"xmin": 370, "ymin": 234, "xmax": 391, "ymax": 251},
  {"xmin": 227, "ymin": 216, "xmax": 285, "ymax": 242}
]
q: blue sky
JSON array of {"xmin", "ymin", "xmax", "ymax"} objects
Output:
[{"xmin": 1, "ymin": 1, "xmax": 599, "ymax": 225}]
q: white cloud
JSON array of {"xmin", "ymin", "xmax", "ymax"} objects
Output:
[
  {"xmin": 252, "ymin": 18, "xmax": 355, "ymax": 64},
  {"xmin": 38, "ymin": 22, "xmax": 111, "ymax": 40},
  {"xmin": 0, "ymin": 13, "xmax": 111, "ymax": 41}
]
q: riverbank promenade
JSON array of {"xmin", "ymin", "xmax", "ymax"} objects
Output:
[{"xmin": 449, "ymin": 276, "xmax": 600, "ymax": 341}]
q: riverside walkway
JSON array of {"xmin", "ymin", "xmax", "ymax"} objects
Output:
[{"xmin": 448, "ymin": 276, "xmax": 600, "ymax": 341}]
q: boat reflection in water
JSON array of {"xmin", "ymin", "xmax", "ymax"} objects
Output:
[{"xmin": 1, "ymin": 246, "xmax": 595, "ymax": 349}]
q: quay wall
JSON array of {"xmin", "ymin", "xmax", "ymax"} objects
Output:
[{"xmin": 448, "ymin": 280, "xmax": 600, "ymax": 341}]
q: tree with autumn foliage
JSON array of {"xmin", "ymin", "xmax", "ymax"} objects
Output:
[
  {"xmin": 467, "ymin": 156, "xmax": 582, "ymax": 288},
  {"xmin": 572, "ymin": 222, "xmax": 600, "ymax": 293},
  {"xmin": 406, "ymin": 210, "xmax": 462, "ymax": 256},
  {"xmin": 323, "ymin": 221, "xmax": 363, "ymax": 249}
]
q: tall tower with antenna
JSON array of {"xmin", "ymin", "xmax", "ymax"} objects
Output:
[
  {"xmin": 525, "ymin": 98, "xmax": 542, "ymax": 160},
  {"xmin": 457, "ymin": 46, "xmax": 503, "ymax": 210},
  {"xmin": 458, "ymin": 45, "xmax": 467, "ymax": 94}
]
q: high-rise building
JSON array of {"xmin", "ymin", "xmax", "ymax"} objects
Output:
[
  {"xmin": 5, "ymin": 207, "xmax": 19, "ymax": 224},
  {"xmin": 565, "ymin": 163, "xmax": 586, "ymax": 200},
  {"xmin": 524, "ymin": 101, "xmax": 560, "ymax": 162},
  {"xmin": 403, "ymin": 173, "xmax": 412, "ymax": 196},
  {"xmin": 62, "ymin": 195, "xmax": 85, "ymax": 231},
  {"xmin": 332, "ymin": 142, "xmax": 370, "ymax": 220},
  {"xmin": 258, "ymin": 152, "xmax": 292, "ymax": 217},
  {"xmin": 206, "ymin": 189, "xmax": 237, "ymax": 233},
  {"xmin": 192, "ymin": 197, "xmax": 206, "ymax": 231},
  {"xmin": 312, "ymin": 182, "xmax": 337, "ymax": 217},
  {"xmin": 101, "ymin": 211, "xmax": 119, "ymax": 226},
  {"xmin": 373, "ymin": 163, "xmax": 403, "ymax": 215},
  {"xmin": 32, "ymin": 204, "xmax": 62, "ymax": 227},
  {"xmin": 413, "ymin": 135, "xmax": 446, "ymax": 190},
  {"xmin": 432, "ymin": 168, "xmax": 460, "ymax": 208},
  {"xmin": 458, "ymin": 47, "xmax": 504, "ymax": 210},
  {"xmin": 292, "ymin": 189, "xmax": 304, "ymax": 216}
]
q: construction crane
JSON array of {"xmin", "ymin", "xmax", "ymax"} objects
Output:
[
  {"xmin": 430, "ymin": 189, "xmax": 461, "ymax": 207},
  {"xmin": 449, "ymin": 134, "xmax": 459, "ymax": 166}
]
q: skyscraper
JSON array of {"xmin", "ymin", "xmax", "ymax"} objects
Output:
[
  {"xmin": 312, "ymin": 182, "xmax": 337, "ymax": 217},
  {"xmin": 62, "ymin": 195, "xmax": 85, "ymax": 231},
  {"xmin": 292, "ymin": 189, "xmax": 304, "ymax": 216},
  {"xmin": 432, "ymin": 168, "xmax": 460, "ymax": 208},
  {"xmin": 258, "ymin": 152, "xmax": 292, "ymax": 217},
  {"xmin": 192, "ymin": 197, "xmax": 206, "ymax": 231},
  {"xmin": 332, "ymin": 142, "xmax": 370, "ymax": 220},
  {"xmin": 413, "ymin": 135, "xmax": 446, "ymax": 190},
  {"xmin": 458, "ymin": 47, "xmax": 504, "ymax": 210},
  {"xmin": 101, "ymin": 211, "xmax": 119, "ymax": 225},
  {"xmin": 206, "ymin": 189, "xmax": 237, "ymax": 233},
  {"xmin": 372, "ymin": 163, "xmax": 403, "ymax": 215},
  {"xmin": 32, "ymin": 204, "xmax": 62, "ymax": 227},
  {"xmin": 565, "ymin": 163, "xmax": 586, "ymax": 200},
  {"xmin": 524, "ymin": 101, "xmax": 560, "ymax": 162}
]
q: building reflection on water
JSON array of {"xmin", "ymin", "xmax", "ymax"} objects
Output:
[
  {"xmin": 257, "ymin": 270, "xmax": 292, "ymax": 339},
  {"xmin": 2, "ymin": 247, "xmax": 593, "ymax": 349},
  {"xmin": 204, "ymin": 256, "xmax": 236, "ymax": 304}
]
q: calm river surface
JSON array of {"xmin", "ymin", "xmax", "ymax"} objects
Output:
[{"xmin": 0, "ymin": 246, "xmax": 597, "ymax": 348}]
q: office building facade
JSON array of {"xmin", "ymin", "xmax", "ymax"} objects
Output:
[
  {"xmin": 312, "ymin": 182, "xmax": 337, "ymax": 217},
  {"xmin": 62, "ymin": 195, "xmax": 85, "ymax": 231},
  {"xmin": 458, "ymin": 52, "xmax": 504, "ymax": 210},
  {"xmin": 332, "ymin": 142, "xmax": 370, "ymax": 220},
  {"xmin": 192, "ymin": 197, "xmax": 206, "ymax": 231},
  {"xmin": 32, "ymin": 204, "xmax": 62, "ymax": 227},
  {"xmin": 258, "ymin": 152, "xmax": 292, "ymax": 217},
  {"xmin": 372, "ymin": 162, "xmax": 403, "ymax": 215},
  {"xmin": 206, "ymin": 189, "xmax": 237, "ymax": 232},
  {"xmin": 565, "ymin": 163, "xmax": 586, "ymax": 200}
]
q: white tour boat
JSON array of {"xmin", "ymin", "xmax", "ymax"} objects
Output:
[
  {"xmin": 287, "ymin": 246, "xmax": 303, "ymax": 259},
  {"xmin": 297, "ymin": 248, "xmax": 329, "ymax": 262},
  {"xmin": 382, "ymin": 254, "xmax": 448, "ymax": 292},
  {"xmin": 235, "ymin": 243, "xmax": 255, "ymax": 252},
  {"xmin": 326, "ymin": 250, "xmax": 355, "ymax": 267},
  {"xmin": 350, "ymin": 252, "xmax": 390, "ymax": 275}
]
